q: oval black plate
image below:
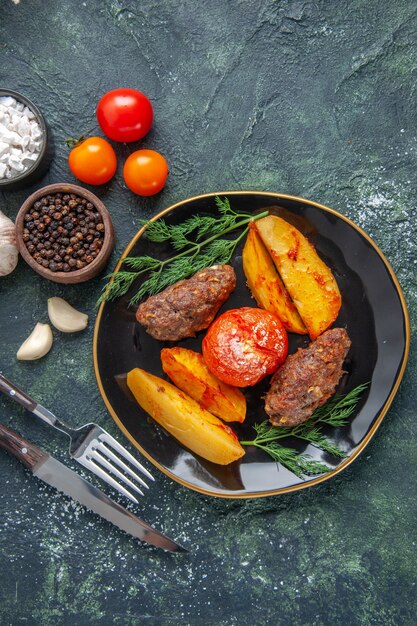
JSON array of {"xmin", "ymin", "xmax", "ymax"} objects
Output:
[{"xmin": 93, "ymin": 192, "xmax": 410, "ymax": 498}]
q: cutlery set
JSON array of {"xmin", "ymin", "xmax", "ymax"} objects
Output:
[{"xmin": 0, "ymin": 372, "xmax": 186, "ymax": 553}]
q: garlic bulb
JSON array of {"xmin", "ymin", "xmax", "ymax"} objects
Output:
[{"xmin": 0, "ymin": 209, "xmax": 18, "ymax": 276}]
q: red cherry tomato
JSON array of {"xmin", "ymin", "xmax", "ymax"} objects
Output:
[
  {"xmin": 202, "ymin": 307, "xmax": 288, "ymax": 387},
  {"xmin": 123, "ymin": 149, "xmax": 168, "ymax": 196},
  {"xmin": 68, "ymin": 136, "xmax": 117, "ymax": 185},
  {"xmin": 96, "ymin": 88, "xmax": 153, "ymax": 142}
]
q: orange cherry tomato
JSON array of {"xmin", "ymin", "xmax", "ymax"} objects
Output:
[
  {"xmin": 202, "ymin": 307, "xmax": 288, "ymax": 387},
  {"xmin": 123, "ymin": 149, "xmax": 168, "ymax": 196},
  {"xmin": 68, "ymin": 136, "xmax": 117, "ymax": 185}
]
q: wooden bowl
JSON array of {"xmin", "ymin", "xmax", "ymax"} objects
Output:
[{"xmin": 16, "ymin": 183, "xmax": 115, "ymax": 284}]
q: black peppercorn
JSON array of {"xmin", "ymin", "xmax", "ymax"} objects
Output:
[{"xmin": 24, "ymin": 191, "xmax": 105, "ymax": 274}]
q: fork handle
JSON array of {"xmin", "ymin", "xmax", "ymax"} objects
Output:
[
  {"xmin": 0, "ymin": 373, "xmax": 37, "ymax": 412},
  {"xmin": 0, "ymin": 422, "xmax": 48, "ymax": 470}
]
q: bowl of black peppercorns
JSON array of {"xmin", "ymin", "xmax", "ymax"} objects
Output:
[{"xmin": 16, "ymin": 183, "xmax": 114, "ymax": 283}]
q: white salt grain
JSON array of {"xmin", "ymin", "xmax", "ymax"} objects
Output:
[{"xmin": 0, "ymin": 96, "xmax": 43, "ymax": 180}]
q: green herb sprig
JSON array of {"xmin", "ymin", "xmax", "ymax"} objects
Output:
[
  {"xmin": 240, "ymin": 383, "xmax": 369, "ymax": 478},
  {"xmin": 99, "ymin": 197, "xmax": 269, "ymax": 306}
]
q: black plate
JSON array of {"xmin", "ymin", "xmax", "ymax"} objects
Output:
[{"xmin": 93, "ymin": 192, "xmax": 410, "ymax": 498}]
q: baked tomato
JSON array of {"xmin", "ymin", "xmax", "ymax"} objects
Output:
[
  {"xmin": 123, "ymin": 149, "xmax": 168, "ymax": 196},
  {"xmin": 68, "ymin": 136, "xmax": 117, "ymax": 185},
  {"xmin": 202, "ymin": 307, "xmax": 288, "ymax": 387},
  {"xmin": 96, "ymin": 88, "xmax": 153, "ymax": 142}
]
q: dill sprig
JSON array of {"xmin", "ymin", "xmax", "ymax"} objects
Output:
[
  {"xmin": 98, "ymin": 197, "xmax": 268, "ymax": 306},
  {"xmin": 240, "ymin": 383, "xmax": 369, "ymax": 477},
  {"xmin": 308, "ymin": 382, "xmax": 369, "ymax": 427}
]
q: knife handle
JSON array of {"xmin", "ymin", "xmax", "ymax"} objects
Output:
[
  {"xmin": 0, "ymin": 372, "xmax": 37, "ymax": 412},
  {"xmin": 0, "ymin": 422, "xmax": 48, "ymax": 469}
]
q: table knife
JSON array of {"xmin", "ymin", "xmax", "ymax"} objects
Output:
[{"xmin": 0, "ymin": 422, "xmax": 186, "ymax": 553}]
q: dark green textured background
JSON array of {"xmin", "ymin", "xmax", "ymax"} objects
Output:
[{"xmin": 0, "ymin": 1, "xmax": 416, "ymax": 624}]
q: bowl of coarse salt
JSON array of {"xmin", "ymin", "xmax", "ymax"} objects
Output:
[{"xmin": 0, "ymin": 89, "xmax": 51, "ymax": 191}]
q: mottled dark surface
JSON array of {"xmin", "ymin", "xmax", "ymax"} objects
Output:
[{"xmin": 0, "ymin": 1, "xmax": 416, "ymax": 625}]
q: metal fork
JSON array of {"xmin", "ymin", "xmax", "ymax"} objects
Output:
[{"xmin": 0, "ymin": 373, "xmax": 154, "ymax": 503}]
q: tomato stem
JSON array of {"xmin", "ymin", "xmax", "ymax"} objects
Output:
[{"xmin": 64, "ymin": 126, "xmax": 98, "ymax": 149}]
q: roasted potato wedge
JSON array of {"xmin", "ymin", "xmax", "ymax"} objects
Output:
[
  {"xmin": 127, "ymin": 368, "xmax": 245, "ymax": 465},
  {"xmin": 242, "ymin": 226, "xmax": 307, "ymax": 334},
  {"xmin": 254, "ymin": 216, "xmax": 341, "ymax": 339},
  {"xmin": 161, "ymin": 347, "xmax": 246, "ymax": 423}
]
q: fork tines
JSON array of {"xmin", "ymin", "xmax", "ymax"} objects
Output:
[{"xmin": 79, "ymin": 430, "xmax": 154, "ymax": 503}]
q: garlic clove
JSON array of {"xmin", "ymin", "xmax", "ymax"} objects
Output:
[
  {"xmin": 47, "ymin": 297, "xmax": 88, "ymax": 333},
  {"xmin": 16, "ymin": 323, "xmax": 53, "ymax": 360}
]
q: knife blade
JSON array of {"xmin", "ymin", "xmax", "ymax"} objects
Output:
[{"xmin": 0, "ymin": 422, "xmax": 186, "ymax": 553}]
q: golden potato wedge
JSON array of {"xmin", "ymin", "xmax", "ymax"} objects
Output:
[
  {"xmin": 254, "ymin": 216, "xmax": 341, "ymax": 340},
  {"xmin": 242, "ymin": 226, "xmax": 307, "ymax": 334},
  {"xmin": 127, "ymin": 368, "xmax": 245, "ymax": 465},
  {"xmin": 161, "ymin": 347, "xmax": 246, "ymax": 423}
]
